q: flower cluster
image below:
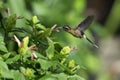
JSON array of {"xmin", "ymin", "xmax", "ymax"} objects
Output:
[{"xmin": 13, "ymin": 35, "xmax": 38, "ymax": 60}]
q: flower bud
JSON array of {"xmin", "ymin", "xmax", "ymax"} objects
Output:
[
  {"xmin": 32, "ymin": 16, "xmax": 39, "ymax": 24},
  {"xmin": 18, "ymin": 36, "xmax": 29, "ymax": 55},
  {"xmin": 22, "ymin": 36, "xmax": 29, "ymax": 48}
]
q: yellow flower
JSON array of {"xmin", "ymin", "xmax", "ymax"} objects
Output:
[
  {"xmin": 14, "ymin": 35, "xmax": 29, "ymax": 55},
  {"xmin": 18, "ymin": 47, "xmax": 28, "ymax": 55},
  {"xmin": 18, "ymin": 36, "xmax": 29, "ymax": 55},
  {"xmin": 60, "ymin": 46, "xmax": 71, "ymax": 55},
  {"xmin": 68, "ymin": 60, "xmax": 75, "ymax": 68},
  {"xmin": 25, "ymin": 68, "xmax": 33, "ymax": 77},
  {"xmin": 14, "ymin": 35, "xmax": 38, "ymax": 56}
]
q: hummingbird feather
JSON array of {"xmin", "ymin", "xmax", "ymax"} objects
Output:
[
  {"xmin": 76, "ymin": 16, "xmax": 94, "ymax": 31},
  {"xmin": 83, "ymin": 34, "xmax": 99, "ymax": 48},
  {"xmin": 63, "ymin": 16, "xmax": 99, "ymax": 48}
]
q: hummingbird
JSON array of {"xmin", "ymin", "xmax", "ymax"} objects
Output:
[{"xmin": 63, "ymin": 16, "xmax": 99, "ymax": 48}]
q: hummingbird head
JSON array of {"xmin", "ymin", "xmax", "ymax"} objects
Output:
[{"xmin": 63, "ymin": 25, "xmax": 71, "ymax": 31}]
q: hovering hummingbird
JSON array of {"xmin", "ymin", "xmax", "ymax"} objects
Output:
[{"xmin": 63, "ymin": 16, "xmax": 99, "ymax": 48}]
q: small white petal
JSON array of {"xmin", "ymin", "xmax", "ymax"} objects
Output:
[
  {"xmin": 32, "ymin": 53, "xmax": 37, "ymax": 58},
  {"xmin": 14, "ymin": 35, "xmax": 21, "ymax": 47}
]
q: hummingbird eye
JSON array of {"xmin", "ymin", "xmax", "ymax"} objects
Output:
[{"xmin": 63, "ymin": 25, "xmax": 70, "ymax": 31}]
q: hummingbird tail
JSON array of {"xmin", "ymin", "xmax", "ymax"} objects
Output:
[{"xmin": 83, "ymin": 35, "xmax": 99, "ymax": 48}]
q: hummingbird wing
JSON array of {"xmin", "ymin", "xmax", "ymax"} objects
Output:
[{"xmin": 76, "ymin": 16, "xmax": 94, "ymax": 31}]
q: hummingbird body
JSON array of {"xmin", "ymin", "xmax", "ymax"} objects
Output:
[
  {"xmin": 63, "ymin": 16, "xmax": 99, "ymax": 48},
  {"xmin": 66, "ymin": 28, "xmax": 83, "ymax": 38}
]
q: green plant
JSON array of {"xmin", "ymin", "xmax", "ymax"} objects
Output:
[{"xmin": 0, "ymin": 9, "xmax": 84, "ymax": 80}]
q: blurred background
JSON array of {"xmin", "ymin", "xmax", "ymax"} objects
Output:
[{"xmin": 1, "ymin": 0, "xmax": 120, "ymax": 80}]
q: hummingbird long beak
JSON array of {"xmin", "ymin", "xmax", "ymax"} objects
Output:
[{"xmin": 51, "ymin": 24, "xmax": 63, "ymax": 32}]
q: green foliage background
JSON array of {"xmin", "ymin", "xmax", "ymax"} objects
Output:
[{"xmin": 0, "ymin": 0, "xmax": 120, "ymax": 80}]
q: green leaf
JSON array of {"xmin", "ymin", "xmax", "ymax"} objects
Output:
[
  {"xmin": 0, "ymin": 35, "xmax": 8, "ymax": 52},
  {"xmin": 39, "ymin": 28, "xmax": 52, "ymax": 39},
  {"xmin": 0, "ymin": 60, "xmax": 13, "ymax": 78},
  {"xmin": 12, "ymin": 70, "xmax": 25, "ymax": 80},
  {"xmin": 5, "ymin": 14, "xmax": 17, "ymax": 32},
  {"xmin": 38, "ymin": 59, "xmax": 53, "ymax": 70},
  {"xmin": 52, "ymin": 73, "xmax": 67, "ymax": 80},
  {"xmin": 46, "ymin": 37, "xmax": 55, "ymax": 59},
  {"xmin": 39, "ymin": 73, "xmax": 57, "ymax": 80},
  {"xmin": 1, "ymin": 70, "xmax": 13, "ymax": 79},
  {"xmin": 67, "ymin": 75, "xmax": 85, "ymax": 80},
  {"xmin": 5, "ymin": 55, "xmax": 20, "ymax": 64},
  {"xmin": 46, "ymin": 43, "xmax": 54, "ymax": 59},
  {"xmin": 0, "ymin": 60, "xmax": 9, "ymax": 71},
  {"xmin": 36, "ymin": 24, "xmax": 46, "ymax": 30},
  {"xmin": 3, "ymin": 52, "xmax": 11, "ymax": 59},
  {"xmin": 39, "ymin": 73, "xmax": 68, "ymax": 80},
  {"xmin": 45, "ymin": 28, "xmax": 52, "ymax": 36},
  {"xmin": 0, "ymin": 56, "xmax": 3, "ymax": 61}
]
